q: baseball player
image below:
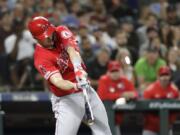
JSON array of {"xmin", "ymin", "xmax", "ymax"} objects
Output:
[
  {"xmin": 143, "ymin": 66, "xmax": 179, "ymax": 135},
  {"xmin": 28, "ymin": 16, "xmax": 112, "ymax": 135},
  {"xmin": 97, "ymin": 61, "xmax": 137, "ymax": 135}
]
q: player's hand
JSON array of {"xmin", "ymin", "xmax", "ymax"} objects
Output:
[
  {"xmin": 74, "ymin": 80, "xmax": 89, "ymax": 90},
  {"xmin": 75, "ymin": 69, "xmax": 88, "ymax": 82},
  {"xmin": 121, "ymin": 92, "xmax": 136, "ymax": 100}
]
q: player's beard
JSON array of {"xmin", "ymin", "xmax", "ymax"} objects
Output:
[
  {"xmin": 46, "ymin": 32, "xmax": 56, "ymax": 49},
  {"xmin": 51, "ymin": 32, "xmax": 57, "ymax": 49}
]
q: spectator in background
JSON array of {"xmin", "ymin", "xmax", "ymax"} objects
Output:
[
  {"xmin": 140, "ymin": 37, "xmax": 167, "ymax": 59},
  {"xmin": 136, "ymin": 13, "xmax": 158, "ymax": 45},
  {"xmin": 159, "ymin": 21, "xmax": 172, "ymax": 48},
  {"xmin": 167, "ymin": 47, "xmax": 179, "ymax": 73},
  {"xmin": 164, "ymin": 26, "xmax": 180, "ymax": 49},
  {"xmin": 135, "ymin": 46, "xmax": 166, "ymax": 92},
  {"xmin": 0, "ymin": 10, "xmax": 13, "ymax": 89},
  {"xmin": 13, "ymin": 3, "xmax": 25, "ymax": 21},
  {"xmin": 173, "ymin": 42, "xmax": 180, "ymax": 89},
  {"xmin": 116, "ymin": 48, "xmax": 135, "ymax": 84},
  {"xmin": 111, "ymin": 30, "xmax": 128, "ymax": 60},
  {"xmin": 4, "ymin": 18, "xmax": 35, "ymax": 90},
  {"xmin": 165, "ymin": 4, "xmax": 180, "ymax": 25},
  {"xmin": 86, "ymin": 47, "xmax": 110, "ymax": 90},
  {"xmin": 37, "ymin": 0, "xmax": 54, "ymax": 16},
  {"xmin": 149, "ymin": 0, "xmax": 169, "ymax": 18},
  {"xmin": 120, "ymin": 16, "xmax": 140, "ymax": 64},
  {"xmin": 143, "ymin": 66, "xmax": 179, "ymax": 135},
  {"xmin": 151, "ymin": 37, "xmax": 167, "ymax": 58},
  {"xmin": 139, "ymin": 27, "xmax": 159, "ymax": 56},
  {"xmin": 80, "ymin": 36, "xmax": 95, "ymax": 65},
  {"xmin": 171, "ymin": 25, "xmax": 180, "ymax": 48},
  {"xmin": 138, "ymin": 6, "xmax": 151, "ymax": 25},
  {"xmin": 91, "ymin": 27, "xmax": 107, "ymax": 52},
  {"xmin": 21, "ymin": 0, "xmax": 36, "ymax": 17},
  {"xmin": 0, "ymin": 0, "xmax": 8, "ymax": 12},
  {"xmin": 104, "ymin": 0, "xmax": 134, "ymax": 21},
  {"xmin": 69, "ymin": 0, "xmax": 82, "ymax": 17},
  {"xmin": 78, "ymin": 24, "xmax": 96, "ymax": 45},
  {"xmin": 53, "ymin": 0, "xmax": 68, "ymax": 26},
  {"xmin": 0, "ymin": 10, "xmax": 13, "ymax": 54},
  {"xmin": 167, "ymin": 47, "xmax": 180, "ymax": 89},
  {"xmin": 100, "ymin": 17, "xmax": 118, "ymax": 50},
  {"xmin": 90, "ymin": 0, "xmax": 107, "ymax": 29},
  {"xmin": 97, "ymin": 60, "xmax": 137, "ymax": 135}
]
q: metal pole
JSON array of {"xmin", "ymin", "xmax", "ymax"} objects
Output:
[
  {"xmin": 159, "ymin": 109, "xmax": 169, "ymax": 135},
  {"xmin": 0, "ymin": 111, "xmax": 4, "ymax": 135}
]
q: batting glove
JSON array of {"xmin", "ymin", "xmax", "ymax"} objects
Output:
[
  {"xmin": 75, "ymin": 69, "xmax": 88, "ymax": 82},
  {"xmin": 76, "ymin": 80, "xmax": 89, "ymax": 90}
]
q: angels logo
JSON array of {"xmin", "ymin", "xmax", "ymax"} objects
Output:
[
  {"xmin": 56, "ymin": 50, "xmax": 69, "ymax": 73},
  {"xmin": 39, "ymin": 24, "xmax": 49, "ymax": 31},
  {"xmin": 61, "ymin": 30, "xmax": 72, "ymax": 39},
  {"xmin": 109, "ymin": 87, "xmax": 115, "ymax": 93},
  {"xmin": 39, "ymin": 65, "xmax": 47, "ymax": 74},
  {"xmin": 117, "ymin": 83, "xmax": 124, "ymax": 89}
]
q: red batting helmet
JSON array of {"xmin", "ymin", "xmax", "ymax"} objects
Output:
[{"xmin": 28, "ymin": 16, "xmax": 55, "ymax": 40}]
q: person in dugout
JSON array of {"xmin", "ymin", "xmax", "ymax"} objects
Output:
[
  {"xmin": 143, "ymin": 66, "xmax": 179, "ymax": 135},
  {"xmin": 97, "ymin": 60, "xmax": 138, "ymax": 135}
]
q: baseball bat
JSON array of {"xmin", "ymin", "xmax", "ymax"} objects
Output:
[{"xmin": 81, "ymin": 84, "xmax": 95, "ymax": 125}]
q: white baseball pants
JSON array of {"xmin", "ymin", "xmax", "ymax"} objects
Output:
[{"xmin": 51, "ymin": 87, "xmax": 112, "ymax": 135}]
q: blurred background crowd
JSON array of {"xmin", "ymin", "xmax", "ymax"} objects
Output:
[
  {"xmin": 0, "ymin": 0, "xmax": 180, "ymax": 93},
  {"xmin": 0, "ymin": 0, "xmax": 180, "ymax": 135}
]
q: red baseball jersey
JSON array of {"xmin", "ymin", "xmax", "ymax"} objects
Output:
[
  {"xmin": 97, "ymin": 74, "xmax": 137, "ymax": 124},
  {"xmin": 143, "ymin": 80, "xmax": 179, "ymax": 132},
  {"xmin": 97, "ymin": 74, "xmax": 137, "ymax": 101},
  {"xmin": 34, "ymin": 26, "xmax": 84, "ymax": 97}
]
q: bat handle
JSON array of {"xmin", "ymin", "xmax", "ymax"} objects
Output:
[{"xmin": 82, "ymin": 86, "xmax": 95, "ymax": 126}]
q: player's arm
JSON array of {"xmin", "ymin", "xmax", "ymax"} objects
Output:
[
  {"xmin": 121, "ymin": 79, "xmax": 138, "ymax": 100},
  {"xmin": 49, "ymin": 72, "xmax": 77, "ymax": 90},
  {"xmin": 49, "ymin": 72, "xmax": 87, "ymax": 90},
  {"xmin": 67, "ymin": 46, "xmax": 87, "ymax": 81},
  {"xmin": 36, "ymin": 59, "xmax": 86, "ymax": 91},
  {"xmin": 59, "ymin": 26, "xmax": 87, "ymax": 80},
  {"xmin": 67, "ymin": 46, "xmax": 83, "ymax": 71}
]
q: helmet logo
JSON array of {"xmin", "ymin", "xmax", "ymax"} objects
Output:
[
  {"xmin": 39, "ymin": 24, "xmax": 49, "ymax": 31},
  {"xmin": 61, "ymin": 30, "xmax": 72, "ymax": 39}
]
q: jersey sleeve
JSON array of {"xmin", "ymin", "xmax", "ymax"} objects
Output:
[
  {"xmin": 58, "ymin": 26, "xmax": 79, "ymax": 51},
  {"xmin": 35, "ymin": 60, "xmax": 59, "ymax": 80}
]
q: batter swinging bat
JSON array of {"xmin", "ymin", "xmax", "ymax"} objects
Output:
[{"xmin": 81, "ymin": 84, "xmax": 95, "ymax": 125}]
